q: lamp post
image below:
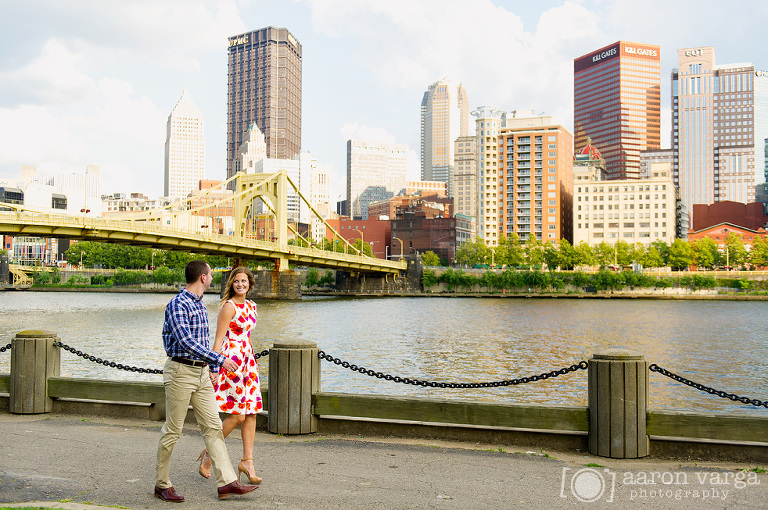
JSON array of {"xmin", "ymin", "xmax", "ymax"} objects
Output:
[
  {"xmin": 393, "ymin": 236, "xmax": 403, "ymax": 260},
  {"xmin": 354, "ymin": 228, "xmax": 364, "ymax": 255}
]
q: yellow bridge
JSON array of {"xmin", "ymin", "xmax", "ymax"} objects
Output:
[{"xmin": 0, "ymin": 171, "xmax": 405, "ymax": 275}]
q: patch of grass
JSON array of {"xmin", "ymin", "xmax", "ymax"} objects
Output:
[
  {"xmin": 498, "ymin": 447, "xmax": 507, "ymax": 453},
  {"xmin": 745, "ymin": 466, "xmax": 766, "ymax": 473},
  {"xmin": 585, "ymin": 463, "xmax": 605, "ymax": 467}
]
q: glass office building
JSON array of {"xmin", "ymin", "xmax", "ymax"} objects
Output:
[
  {"xmin": 227, "ymin": 27, "xmax": 302, "ymax": 182},
  {"xmin": 574, "ymin": 41, "xmax": 661, "ymax": 180},
  {"xmin": 672, "ymin": 46, "xmax": 768, "ymax": 219}
]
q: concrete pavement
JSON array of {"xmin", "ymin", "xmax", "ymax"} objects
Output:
[{"xmin": 0, "ymin": 413, "xmax": 766, "ymax": 509}]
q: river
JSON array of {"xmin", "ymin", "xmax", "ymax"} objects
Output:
[{"xmin": 0, "ymin": 291, "xmax": 766, "ymax": 416}]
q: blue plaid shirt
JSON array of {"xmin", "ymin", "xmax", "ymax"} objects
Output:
[{"xmin": 162, "ymin": 289, "xmax": 225, "ymax": 368}]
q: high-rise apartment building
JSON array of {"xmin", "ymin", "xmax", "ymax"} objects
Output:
[
  {"xmin": 227, "ymin": 27, "xmax": 302, "ymax": 183},
  {"xmin": 420, "ymin": 79, "xmax": 469, "ymax": 196},
  {"xmin": 472, "ymin": 106, "xmax": 506, "ymax": 246},
  {"xmin": 499, "ymin": 114, "xmax": 573, "ymax": 242},
  {"xmin": 574, "ymin": 41, "xmax": 661, "ymax": 180},
  {"xmin": 453, "ymin": 135, "xmax": 476, "ymax": 230},
  {"xmin": 164, "ymin": 87, "xmax": 205, "ymax": 199},
  {"xmin": 672, "ymin": 46, "xmax": 768, "ymax": 220},
  {"xmin": 346, "ymin": 139, "xmax": 407, "ymax": 220}
]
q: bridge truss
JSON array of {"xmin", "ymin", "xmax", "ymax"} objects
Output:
[{"xmin": 0, "ymin": 171, "xmax": 405, "ymax": 275}]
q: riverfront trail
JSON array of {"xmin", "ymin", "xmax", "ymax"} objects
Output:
[{"xmin": 0, "ymin": 414, "xmax": 766, "ymax": 509}]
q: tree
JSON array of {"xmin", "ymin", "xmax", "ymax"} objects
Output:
[
  {"xmin": 749, "ymin": 235, "xmax": 768, "ymax": 268},
  {"xmin": 421, "ymin": 251, "xmax": 441, "ymax": 267},
  {"xmin": 523, "ymin": 237, "xmax": 545, "ymax": 268},
  {"xmin": 305, "ymin": 268, "xmax": 319, "ymax": 287},
  {"xmin": 557, "ymin": 239, "xmax": 577, "ymax": 270},
  {"xmin": 642, "ymin": 246, "xmax": 665, "ymax": 268},
  {"xmin": 722, "ymin": 232, "xmax": 748, "ymax": 269},
  {"xmin": 573, "ymin": 241, "xmax": 596, "ymax": 268},
  {"xmin": 650, "ymin": 240, "xmax": 670, "ymax": 266},
  {"xmin": 614, "ymin": 240, "xmax": 632, "ymax": 266},
  {"xmin": 495, "ymin": 233, "xmax": 524, "ymax": 267},
  {"xmin": 454, "ymin": 238, "xmax": 491, "ymax": 266},
  {"xmin": 542, "ymin": 241, "xmax": 563, "ymax": 270},
  {"xmin": 668, "ymin": 238, "xmax": 694, "ymax": 270},
  {"xmin": 628, "ymin": 243, "xmax": 646, "ymax": 267},
  {"xmin": 152, "ymin": 266, "xmax": 177, "ymax": 285},
  {"xmin": 318, "ymin": 271, "xmax": 335, "ymax": 286},
  {"xmin": 693, "ymin": 237, "xmax": 718, "ymax": 269},
  {"xmin": 593, "ymin": 241, "xmax": 615, "ymax": 267}
]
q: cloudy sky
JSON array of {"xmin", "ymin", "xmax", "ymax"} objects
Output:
[{"xmin": 1, "ymin": 0, "xmax": 766, "ymax": 201}]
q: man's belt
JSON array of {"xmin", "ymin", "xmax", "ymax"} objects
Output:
[{"xmin": 171, "ymin": 356, "xmax": 206, "ymax": 367}]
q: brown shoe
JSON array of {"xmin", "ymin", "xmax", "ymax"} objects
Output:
[
  {"xmin": 217, "ymin": 480, "xmax": 258, "ymax": 499},
  {"xmin": 154, "ymin": 485, "xmax": 184, "ymax": 502}
]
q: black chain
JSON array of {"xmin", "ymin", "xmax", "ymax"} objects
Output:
[
  {"xmin": 53, "ymin": 341, "xmax": 163, "ymax": 375},
  {"xmin": 0, "ymin": 342, "xmax": 10, "ymax": 353},
  {"xmin": 318, "ymin": 350, "xmax": 588, "ymax": 388},
  {"xmin": 253, "ymin": 349, "xmax": 269, "ymax": 359},
  {"xmin": 650, "ymin": 364, "xmax": 768, "ymax": 408}
]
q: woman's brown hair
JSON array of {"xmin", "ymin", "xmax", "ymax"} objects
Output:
[{"xmin": 219, "ymin": 267, "xmax": 256, "ymax": 307}]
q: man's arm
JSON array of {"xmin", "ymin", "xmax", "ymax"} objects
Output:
[{"xmin": 166, "ymin": 300, "xmax": 225, "ymax": 367}]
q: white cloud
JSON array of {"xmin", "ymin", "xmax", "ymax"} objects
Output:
[
  {"xmin": 0, "ymin": 39, "xmax": 98, "ymax": 105},
  {"xmin": 305, "ymin": 0, "xmax": 605, "ymax": 132}
]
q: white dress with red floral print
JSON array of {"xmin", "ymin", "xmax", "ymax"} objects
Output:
[{"xmin": 213, "ymin": 299, "xmax": 262, "ymax": 415}]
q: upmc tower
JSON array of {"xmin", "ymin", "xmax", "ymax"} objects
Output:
[
  {"xmin": 574, "ymin": 41, "xmax": 661, "ymax": 180},
  {"xmin": 227, "ymin": 27, "xmax": 302, "ymax": 182}
]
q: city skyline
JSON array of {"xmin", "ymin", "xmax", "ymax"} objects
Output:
[{"xmin": 1, "ymin": 0, "xmax": 767, "ymax": 202}]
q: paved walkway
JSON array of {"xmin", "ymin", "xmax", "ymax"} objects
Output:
[{"xmin": 0, "ymin": 413, "xmax": 766, "ymax": 509}]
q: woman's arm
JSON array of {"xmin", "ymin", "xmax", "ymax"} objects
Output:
[{"xmin": 213, "ymin": 302, "xmax": 236, "ymax": 353}]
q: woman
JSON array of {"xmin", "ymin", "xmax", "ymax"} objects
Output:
[{"xmin": 198, "ymin": 267, "xmax": 263, "ymax": 484}]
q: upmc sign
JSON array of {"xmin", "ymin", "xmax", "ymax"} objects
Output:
[{"xmin": 574, "ymin": 41, "xmax": 660, "ymax": 73}]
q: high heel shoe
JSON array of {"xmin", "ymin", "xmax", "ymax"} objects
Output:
[
  {"xmin": 237, "ymin": 458, "xmax": 262, "ymax": 484},
  {"xmin": 197, "ymin": 449, "xmax": 211, "ymax": 479}
]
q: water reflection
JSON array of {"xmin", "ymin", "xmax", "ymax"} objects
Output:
[{"xmin": 0, "ymin": 292, "xmax": 766, "ymax": 416}]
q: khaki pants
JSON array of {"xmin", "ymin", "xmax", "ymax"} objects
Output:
[{"xmin": 155, "ymin": 358, "xmax": 236, "ymax": 488}]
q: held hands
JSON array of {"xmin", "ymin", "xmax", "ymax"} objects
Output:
[{"xmin": 221, "ymin": 357, "xmax": 238, "ymax": 373}]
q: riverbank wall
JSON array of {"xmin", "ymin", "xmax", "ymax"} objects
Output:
[{"xmin": 1, "ymin": 334, "xmax": 766, "ymax": 463}]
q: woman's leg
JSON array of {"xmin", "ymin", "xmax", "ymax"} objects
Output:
[
  {"xmin": 222, "ymin": 413, "xmax": 245, "ymax": 439},
  {"xmin": 202, "ymin": 413, "xmax": 244, "ymax": 472},
  {"xmin": 240, "ymin": 415, "xmax": 260, "ymax": 479}
]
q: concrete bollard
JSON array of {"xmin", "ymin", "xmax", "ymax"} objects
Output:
[
  {"xmin": 588, "ymin": 348, "xmax": 649, "ymax": 458},
  {"xmin": 10, "ymin": 330, "xmax": 60, "ymax": 414},
  {"xmin": 268, "ymin": 339, "xmax": 320, "ymax": 434}
]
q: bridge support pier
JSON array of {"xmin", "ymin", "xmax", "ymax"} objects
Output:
[
  {"xmin": 334, "ymin": 254, "xmax": 422, "ymax": 294},
  {"xmin": 250, "ymin": 269, "xmax": 301, "ymax": 299}
]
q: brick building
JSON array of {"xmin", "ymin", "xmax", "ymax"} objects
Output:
[{"xmin": 691, "ymin": 201, "xmax": 768, "ymax": 232}]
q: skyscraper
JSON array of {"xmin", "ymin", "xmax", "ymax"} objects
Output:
[
  {"xmin": 347, "ymin": 139, "xmax": 407, "ymax": 220},
  {"xmin": 672, "ymin": 46, "xmax": 768, "ymax": 219},
  {"xmin": 227, "ymin": 27, "xmax": 302, "ymax": 182},
  {"xmin": 164, "ymin": 87, "xmax": 205, "ymax": 199},
  {"xmin": 574, "ymin": 41, "xmax": 661, "ymax": 180},
  {"xmin": 420, "ymin": 79, "xmax": 469, "ymax": 196}
]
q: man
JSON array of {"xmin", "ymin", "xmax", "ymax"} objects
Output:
[{"xmin": 154, "ymin": 260, "xmax": 258, "ymax": 502}]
